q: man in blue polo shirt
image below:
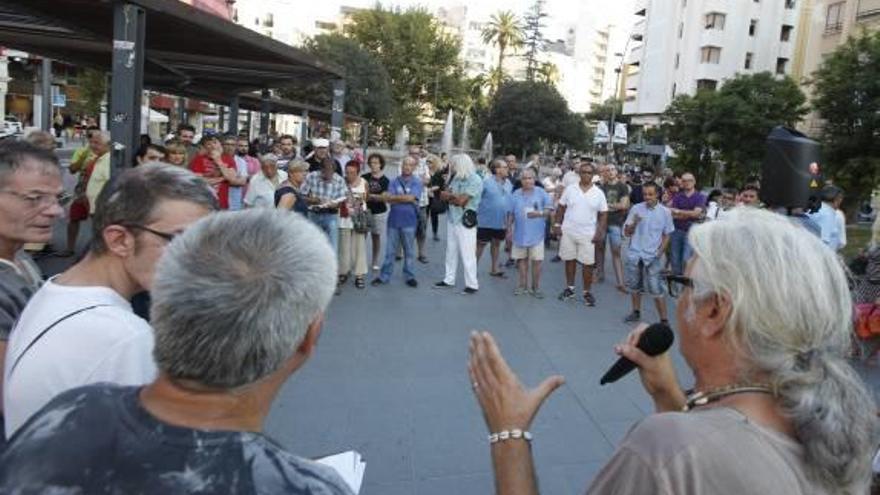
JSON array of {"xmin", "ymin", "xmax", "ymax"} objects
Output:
[
  {"xmin": 623, "ymin": 182, "xmax": 674, "ymax": 325},
  {"xmin": 476, "ymin": 159, "xmax": 513, "ymax": 277},
  {"xmin": 373, "ymin": 156, "xmax": 423, "ymax": 288},
  {"xmin": 510, "ymin": 169, "xmax": 552, "ymax": 298}
]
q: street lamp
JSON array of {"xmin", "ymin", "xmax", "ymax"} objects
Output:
[{"xmin": 607, "ymin": 34, "xmax": 640, "ymax": 163}]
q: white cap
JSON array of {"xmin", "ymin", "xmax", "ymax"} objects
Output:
[{"xmin": 312, "ymin": 138, "xmax": 329, "ymax": 148}]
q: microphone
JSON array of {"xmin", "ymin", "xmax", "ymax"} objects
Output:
[{"xmin": 600, "ymin": 323, "xmax": 674, "ymax": 385}]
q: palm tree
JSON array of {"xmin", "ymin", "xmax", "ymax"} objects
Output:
[
  {"xmin": 537, "ymin": 62, "xmax": 560, "ymax": 86},
  {"xmin": 482, "ymin": 11, "xmax": 524, "ymax": 89}
]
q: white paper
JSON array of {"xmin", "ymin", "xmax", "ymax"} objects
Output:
[{"xmin": 315, "ymin": 450, "xmax": 366, "ymax": 494}]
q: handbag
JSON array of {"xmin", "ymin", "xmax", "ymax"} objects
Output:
[
  {"xmin": 462, "ymin": 209, "xmax": 478, "ymax": 228},
  {"xmin": 349, "ymin": 182, "xmax": 373, "ymax": 233}
]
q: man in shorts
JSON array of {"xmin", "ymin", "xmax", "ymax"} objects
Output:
[
  {"xmin": 553, "ymin": 162, "xmax": 608, "ymax": 307},
  {"xmin": 596, "ymin": 164, "xmax": 630, "ymax": 289},
  {"xmin": 511, "ymin": 169, "xmax": 552, "ymax": 298},
  {"xmin": 623, "ymin": 182, "xmax": 674, "ymax": 324}
]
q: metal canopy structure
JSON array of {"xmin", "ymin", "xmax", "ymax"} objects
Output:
[
  {"xmin": 0, "ymin": 0, "xmax": 347, "ymax": 168},
  {"xmin": 0, "ymin": 0, "xmax": 343, "ymax": 95}
]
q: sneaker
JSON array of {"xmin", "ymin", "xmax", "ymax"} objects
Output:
[
  {"xmin": 406, "ymin": 279, "xmax": 418, "ymax": 288},
  {"xmin": 624, "ymin": 311, "xmax": 641, "ymax": 323},
  {"xmin": 514, "ymin": 287, "xmax": 527, "ymax": 296},
  {"xmin": 551, "ymin": 255, "xmax": 562, "ymax": 263},
  {"xmin": 434, "ymin": 281, "xmax": 454, "ymax": 289},
  {"xmin": 558, "ymin": 287, "xmax": 576, "ymax": 301},
  {"xmin": 583, "ymin": 291, "xmax": 596, "ymax": 307},
  {"xmin": 532, "ymin": 289, "xmax": 545, "ymax": 299},
  {"xmin": 504, "ymin": 259, "xmax": 516, "ymax": 268},
  {"xmin": 463, "ymin": 287, "xmax": 478, "ymax": 295},
  {"xmin": 370, "ymin": 278, "xmax": 384, "ymax": 287}
]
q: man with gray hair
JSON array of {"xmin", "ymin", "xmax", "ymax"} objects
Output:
[
  {"xmin": 2, "ymin": 164, "xmax": 217, "ymax": 438},
  {"xmin": 0, "ymin": 141, "xmax": 67, "ymax": 442},
  {"xmin": 0, "ymin": 210, "xmax": 352, "ymax": 494}
]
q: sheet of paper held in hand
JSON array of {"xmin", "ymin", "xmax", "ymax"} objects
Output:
[{"xmin": 315, "ymin": 450, "xmax": 366, "ymax": 494}]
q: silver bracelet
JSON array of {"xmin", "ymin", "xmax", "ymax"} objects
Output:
[{"xmin": 488, "ymin": 428, "xmax": 532, "ymax": 444}]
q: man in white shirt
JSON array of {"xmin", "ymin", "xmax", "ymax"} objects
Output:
[
  {"xmin": 244, "ymin": 154, "xmax": 288, "ymax": 209},
  {"xmin": 552, "ymin": 162, "xmax": 608, "ymax": 307},
  {"xmin": 3, "ymin": 164, "xmax": 217, "ymax": 438}
]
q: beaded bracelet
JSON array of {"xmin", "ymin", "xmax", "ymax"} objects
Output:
[{"xmin": 488, "ymin": 429, "xmax": 533, "ymax": 444}]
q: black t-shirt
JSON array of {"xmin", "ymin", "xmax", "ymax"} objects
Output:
[
  {"xmin": 275, "ymin": 185, "xmax": 310, "ymax": 215},
  {"xmin": 601, "ymin": 181, "xmax": 631, "ymax": 226},
  {"xmin": 362, "ymin": 173, "xmax": 389, "ymax": 214},
  {"xmin": 307, "ymin": 156, "xmax": 343, "ymax": 176},
  {"xmin": 0, "ymin": 385, "xmax": 352, "ymax": 495}
]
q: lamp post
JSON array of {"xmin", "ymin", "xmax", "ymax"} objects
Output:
[{"xmin": 607, "ymin": 33, "xmax": 640, "ymax": 163}]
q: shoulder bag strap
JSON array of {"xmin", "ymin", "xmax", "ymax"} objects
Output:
[{"xmin": 8, "ymin": 305, "xmax": 110, "ymax": 377}]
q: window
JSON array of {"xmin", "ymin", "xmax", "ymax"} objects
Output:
[
  {"xmin": 785, "ymin": 0, "xmax": 796, "ymax": 8},
  {"xmin": 700, "ymin": 46, "xmax": 722, "ymax": 64},
  {"xmin": 749, "ymin": 20, "xmax": 758, "ymax": 36},
  {"xmin": 262, "ymin": 13, "xmax": 274, "ymax": 28},
  {"xmin": 672, "ymin": 83, "xmax": 677, "ymax": 98},
  {"xmin": 705, "ymin": 12, "xmax": 726, "ymax": 30},
  {"xmin": 682, "ymin": 0, "xmax": 687, "ymax": 7},
  {"xmin": 745, "ymin": 52, "xmax": 753, "ymax": 69},
  {"xmin": 675, "ymin": 53, "xmax": 680, "ymax": 68},
  {"xmin": 825, "ymin": 2, "xmax": 844, "ymax": 33},
  {"xmin": 776, "ymin": 57, "xmax": 789, "ymax": 74},
  {"xmin": 679, "ymin": 22, "xmax": 684, "ymax": 38},
  {"xmin": 696, "ymin": 79, "xmax": 718, "ymax": 91},
  {"xmin": 781, "ymin": 25, "xmax": 793, "ymax": 41}
]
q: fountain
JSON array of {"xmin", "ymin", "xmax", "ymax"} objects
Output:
[
  {"xmin": 481, "ymin": 132, "xmax": 493, "ymax": 160},
  {"xmin": 390, "ymin": 125, "xmax": 409, "ymax": 178},
  {"xmin": 460, "ymin": 114, "xmax": 471, "ymax": 153},
  {"xmin": 440, "ymin": 110, "xmax": 454, "ymax": 156}
]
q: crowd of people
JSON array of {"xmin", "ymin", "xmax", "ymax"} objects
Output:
[{"xmin": 0, "ymin": 129, "xmax": 875, "ymax": 493}]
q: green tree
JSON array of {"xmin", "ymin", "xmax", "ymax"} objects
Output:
[
  {"xmin": 662, "ymin": 90, "xmax": 729, "ymax": 184},
  {"xmin": 345, "ymin": 6, "xmax": 468, "ymax": 141},
  {"xmin": 278, "ymin": 33, "xmax": 393, "ymax": 123},
  {"xmin": 522, "ymin": 0, "xmax": 547, "ymax": 81},
  {"xmin": 715, "ymin": 72, "xmax": 807, "ymax": 180},
  {"xmin": 536, "ymin": 62, "xmax": 559, "ymax": 86},
  {"xmin": 486, "ymin": 80, "xmax": 586, "ymax": 155},
  {"xmin": 482, "ymin": 11, "xmax": 524, "ymax": 90},
  {"xmin": 813, "ymin": 30, "xmax": 880, "ymax": 204},
  {"xmin": 586, "ymin": 98, "xmax": 629, "ymax": 125},
  {"xmin": 72, "ymin": 68, "xmax": 106, "ymax": 119},
  {"xmin": 662, "ymin": 72, "xmax": 806, "ymax": 184}
]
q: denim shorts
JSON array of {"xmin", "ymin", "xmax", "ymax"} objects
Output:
[
  {"xmin": 624, "ymin": 255, "xmax": 665, "ymax": 297},
  {"xmin": 606, "ymin": 225, "xmax": 623, "ymax": 250}
]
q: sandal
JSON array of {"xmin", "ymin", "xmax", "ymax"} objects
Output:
[
  {"xmin": 338, "ymin": 274, "xmax": 349, "ymax": 285},
  {"xmin": 489, "ymin": 271, "xmax": 506, "ymax": 278},
  {"xmin": 355, "ymin": 277, "xmax": 365, "ymax": 289}
]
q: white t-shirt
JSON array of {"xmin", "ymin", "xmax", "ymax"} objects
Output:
[
  {"xmin": 559, "ymin": 183, "xmax": 609, "ymax": 237},
  {"xmin": 561, "ymin": 170, "xmax": 580, "ymax": 188},
  {"xmin": 3, "ymin": 280, "xmax": 156, "ymax": 437}
]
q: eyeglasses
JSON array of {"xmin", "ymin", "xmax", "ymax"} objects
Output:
[
  {"xmin": 666, "ymin": 274, "xmax": 694, "ymax": 297},
  {"xmin": 120, "ymin": 223, "xmax": 178, "ymax": 242},
  {"xmin": 0, "ymin": 190, "xmax": 72, "ymax": 209}
]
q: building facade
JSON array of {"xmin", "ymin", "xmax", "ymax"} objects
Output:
[
  {"xmin": 797, "ymin": 0, "xmax": 880, "ymax": 136},
  {"xmin": 623, "ymin": 0, "xmax": 804, "ymax": 126}
]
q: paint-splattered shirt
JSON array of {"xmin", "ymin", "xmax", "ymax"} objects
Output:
[{"xmin": 0, "ymin": 385, "xmax": 353, "ymax": 495}]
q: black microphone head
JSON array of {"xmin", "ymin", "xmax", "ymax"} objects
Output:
[
  {"xmin": 599, "ymin": 323, "xmax": 674, "ymax": 385},
  {"xmin": 638, "ymin": 323, "xmax": 675, "ymax": 357}
]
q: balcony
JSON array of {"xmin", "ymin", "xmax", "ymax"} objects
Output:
[{"xmin": 634, "ymin": 0, "xmax": 646, "ymax": 16}]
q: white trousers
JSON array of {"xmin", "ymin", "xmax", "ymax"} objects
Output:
[{"xmin": 444, "ymin": 219, "xmax": 479, "ymax": 289}]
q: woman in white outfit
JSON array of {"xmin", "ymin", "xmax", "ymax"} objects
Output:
[
  {"xmin": 338, "ymin": 160, "xmax": 369, "ymax": 290},
  {"xmin": 434, "ymin": 154, "xmax": 484, "ymax": 294}
]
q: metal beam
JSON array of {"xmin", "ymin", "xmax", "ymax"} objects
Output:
[
  {"xmin": 330, "ymin": 78, "xmax": 345, "ymax": 141},
  {"xmin": 259, "ymin": 88, "xmax": 270, "ymax": 144},
  {"xmin": 109, "ymin": 3, "xmax": 146, "ymax": 172},
  {"xmin": 228, "ymin": 95, "xmax": 239, "ymax": 135},
  {"xmin": 40, "ymin": 58, "xmax": 51, "ymax": 132},
  {"xmin": 300, "ymin": 109, "xmax": 308, "ymax": 149}
]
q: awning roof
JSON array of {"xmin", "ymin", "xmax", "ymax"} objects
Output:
[{"xmin": 0, "ymin": 0, "xmax": 345, "ymax": 96}]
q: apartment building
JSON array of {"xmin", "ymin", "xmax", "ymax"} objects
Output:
[{"xmin": 623, "ymin": 0, "xmax": 804, "ymax": 126}]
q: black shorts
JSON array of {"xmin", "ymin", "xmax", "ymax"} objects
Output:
[{"xmin": 477, "ymin": 227, "xmax": 506, "ymax": 243}]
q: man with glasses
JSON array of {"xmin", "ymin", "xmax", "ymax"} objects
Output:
[
  {"xmin": 0, "ymin": 142, "xmax": 67, "ymax": 442},
  {"xmin": 2, "ymin": 164, "xmax": 217, "ymax": 438},
  {"xmin": 668, "ymin": 172, "xmax": 706, "ymax": 276},
  {"xmin": 622, "ymin": 182, "xmax": 674, "ymax": 325},
  {"xmin": 553, "ymin": 162, "xmax": 608, "ymax": 307}
]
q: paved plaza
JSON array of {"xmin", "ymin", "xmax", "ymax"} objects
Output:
[{"xmin": 261, "ymin": 224, "xmax": 700, "ymax": 494}]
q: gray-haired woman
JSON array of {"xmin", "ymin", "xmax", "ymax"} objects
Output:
[{"xmin": 468, "ymin": 207, "xmax": 878, "ymax": 494}]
